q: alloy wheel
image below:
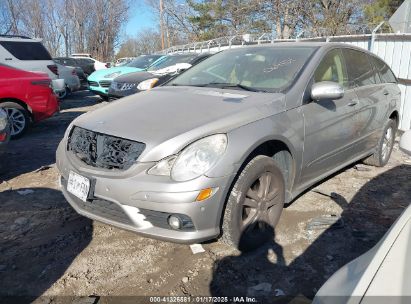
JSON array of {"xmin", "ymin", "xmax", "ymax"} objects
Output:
[
  {"xmin": 6, "ymin": 108, "xmax": 26, "ymax": 136},
  {"xmin": 382, "ymin": 126, "xmax": 393, "ymax": 161},
  {"xmin": 242, "ymin": 172, "xmax": 281, "ymax": 234}
]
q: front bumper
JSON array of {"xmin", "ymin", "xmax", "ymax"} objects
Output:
[
  {"xmin": 88, "ymin": 85, "xmax": 108, "ymax": 96},
  {"xmin": 56, "ymin": 140, "xmax": 234, "ymax": 243}
]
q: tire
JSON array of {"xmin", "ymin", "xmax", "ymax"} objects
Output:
[
  {"xmin": 220, "ymin": 155, "xmax": 285, "ymax": 252},
  {"xmin": 363, "ymin": 119, "xmax": 397, "ymax": 167},
  {"xmin": 57, "ymin": 87, "xmax": 69, "ymax": 99},
  {"xmin": 0, "ymin": 101, "xmax": 30, "ymax": 139}
]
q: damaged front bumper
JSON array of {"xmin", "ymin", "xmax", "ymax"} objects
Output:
[{"xmin": 56, "ymin": 140, "xmax": 234, "ymax": 244}]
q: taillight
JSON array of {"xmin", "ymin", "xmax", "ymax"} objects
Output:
[
  {"xmin": 71, "ymin": 69, "xmax": 76, "ymax": 75},
  {"xmin": 105, "ymin": 63, "xmax": 110, "ymax": 68},
  {"xmin": 0, "ymin": 132, "xmax": 6, "ymax": 142},
  {"xmin": 31, "ymin": 79, "xmax": 52, "ymax": 87},
  {"xmin": 47, "ymin": 64, "xmax": 58, "ymax": 76}
]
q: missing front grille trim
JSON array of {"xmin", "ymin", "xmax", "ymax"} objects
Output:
[{"xmin": 67, "ymin": 126, "xmax": 145, "ymax": 170}]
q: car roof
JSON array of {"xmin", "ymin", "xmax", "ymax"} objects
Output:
[{"xmin": 226, "ymin": 42, "xmax": 370, "ymax": 53}]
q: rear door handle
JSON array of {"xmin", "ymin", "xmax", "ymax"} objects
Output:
[
  {"xmin": 383, "ymin": 91, "xmax": 389, "ymax": 96},
  {"xmin": 348, "ymin": 101, "xmax": 358, "ymax": 106}
]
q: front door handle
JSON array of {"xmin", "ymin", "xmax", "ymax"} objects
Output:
[
  {"xmin": 383, "ymin": 91, "xmax": 389, "ymax": 96},
  {"xmin": 348, "ymin": 101, "xmax": 358, "ymax": 106}
]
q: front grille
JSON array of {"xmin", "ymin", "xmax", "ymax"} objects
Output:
[
  {"xmin": 67, "ymin": 126, "xmax": 145, "ymax": 170},
  {"xmin": 88, "ymin": 80, "xmax": 99, "ymax": 87},
  {"xmin": 99, "ymin": 80, "xmax": 112, "ymax": 88}
]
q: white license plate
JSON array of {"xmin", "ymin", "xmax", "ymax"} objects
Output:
[{"xmin": 67, "ymin": 171, "xmax": 90, "ymax": 202}]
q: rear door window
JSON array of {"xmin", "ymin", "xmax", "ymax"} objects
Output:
[
  {"xmin": 371, "ymin": 56, "xmax": 397, "ymax": 84},
  {"xmin": 0, "ymin": 41, "xmax": 52, "ymax": 60},
  {"xmin": 343, "ymin": 49, "xmax": 378, "ymax": 88}
]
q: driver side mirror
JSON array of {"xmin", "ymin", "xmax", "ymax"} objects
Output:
[
  {"xmin": 311, "ymin": 81, "xmax": 344, "ymax": 101},
  {"xmin": 400, "ymin": 130, "xmax": 411, "ymax": 156}
]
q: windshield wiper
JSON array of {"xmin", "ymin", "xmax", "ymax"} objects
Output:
[
  {"xmin": 193, "ymin": 82, "xmax": 266, "ymax": 92},
  {"xmin": 171, "ymin": 82, "xmax": 266, "ymax": 92}
]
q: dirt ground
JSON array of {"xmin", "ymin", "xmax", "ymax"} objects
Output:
[{"xmin": 0, "ymin": 90, "xmax": 410, "ymax": 303}]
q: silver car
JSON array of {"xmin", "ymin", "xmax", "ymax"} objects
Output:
[
  {"xmin": 56, "ymin": 43, "xmax": 400, "ymax": 250},
  {"xmin": 0, "ymin": 108, "xmax": 10, "ymax": 171}
]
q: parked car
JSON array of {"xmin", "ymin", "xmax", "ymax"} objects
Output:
[
  {"xmin": 0, "ymin": 34, "xmax": 58, "ymax": 79},
  {"xmin": 56, "ymin": 43, "xmax": 400, "ymax": 250},
  {"xmin": 71, "ymin": 53, "xmax": 92, "ymax": 58},
  {"xmin": 0, "ymin": 108, "xmax": 10, "ymax": 172},
  {"xmin": 54, "ymin": 57, "xmax": 87, "ymax": 80},
  {"xmin": 314, "ymin": 131, "xmax": 411, "ymax": 303},
  {"xmin": 108, "ymin": 53, "xmax": 212, "ymax": 100},
  {"xmin": 55, "ymin": 63, "xmax": 81, "ymax": 99},
  {"xmin": 115, "ymin": 57, "xmax": 136, "ymax": 67},
  {"xmin": 87, "ymin": 54, "xmax": 164, "ymax": 98},
  {"xmin": 0, "ymin": 64, "xmax": 59, "ymax": 138},
  {"xmin": 70, "ymin": 55, "xmax": 108, "ymax": 71}
]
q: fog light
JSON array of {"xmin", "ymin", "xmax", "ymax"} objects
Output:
[{"xmin": 168, "ymin": 215, "xmax": 182, "ymax": 230}]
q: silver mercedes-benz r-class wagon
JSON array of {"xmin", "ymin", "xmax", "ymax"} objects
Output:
[{"xmin": 56, "ymin": 43, "xmax": 400, "ymax": 250}]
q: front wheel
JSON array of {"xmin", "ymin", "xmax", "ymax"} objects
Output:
[
  {"xmin": 363, "ymin": 119, "xmax": 396, "ymax": 167},
  {"xmin": 220, "ymin": 155, "xmax": 285, "ymax": 252}
]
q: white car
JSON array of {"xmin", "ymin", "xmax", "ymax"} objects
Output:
[
  {"xmin": 0, "ymin": 34, "xmax": 58, "ymax": 79},
  {"xmin": 55, "ymin": 63, "xmax": 81, "ymax": 99},
  {"xmin": 69, "ymin": 55, "xmax": 108, "ymax": 71},
  {"xmin": 314, "ymin": 130, "xmax": 411, "ymax": 303},
  {"xmin": 115, "ymin": 57, "xmax": 135, "ymax": 66}
]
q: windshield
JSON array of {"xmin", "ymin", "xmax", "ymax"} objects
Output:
[
  {"xmin": 168, "ymin": 47, "xmax": 317, "ymax": 92},
  {"xmin": 147, "ymin": 54, "xmax": 196, "ymax": 71},
  {"xmin": 126, "ymin": 55, "xmax": 162, "ymax": 69}
]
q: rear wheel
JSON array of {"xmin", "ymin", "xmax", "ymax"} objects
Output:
[
  {"xmin": 363, "ymin": 119, "xmax": 396, "ymax": 167},
  {"xmin": 0, "ymin": 102, "xmax": 30, "ymax": 139},
  {"xmin": 221, "ymin": 155, "xmax": 285, "ymax": 252},
  {"xmin": 56, "ymin": 86, "xmax": 69, "ymax": 99}
]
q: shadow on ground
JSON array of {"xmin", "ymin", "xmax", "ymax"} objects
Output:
[
  {"xmin": 210, "ymin": 165, "xmax": 411, "ymax": 303},
  {"xmin": 0, "ymin": 188, "xmax": 93, "ymax": 302}
]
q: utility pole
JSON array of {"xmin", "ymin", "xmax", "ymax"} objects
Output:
[{"xmin": 160, "ymin": 0, "xmax": 165, "ymax": 50}]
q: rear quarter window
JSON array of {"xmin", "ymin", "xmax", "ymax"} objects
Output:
[
  {"xmin": 0, "ymin": 41, "xmax": 52, "ymax": 60},
  {"xmin": 371, "ymin": 56, "xmax": 397, "ymax": 84}
]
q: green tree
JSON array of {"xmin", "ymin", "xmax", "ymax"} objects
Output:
[{"xmin": 364, "ymin": 0, "xmax": 402, "ymax": 28}]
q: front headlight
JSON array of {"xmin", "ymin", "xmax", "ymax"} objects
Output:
[
  {"xmin": 137, "ymin": 78, "xmax": 159, "ymax": 91},
  {"xmin": 148, "ymin": 134, "xmax": 228, "ymax": 181},
  {"xmin": 0, "ymin": 109, "xmax": 8, "ymax": 130}
]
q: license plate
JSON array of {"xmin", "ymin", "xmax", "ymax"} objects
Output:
[{"xmin": 67, "ymin": 171, "xmax": 90, "ymax": 202}]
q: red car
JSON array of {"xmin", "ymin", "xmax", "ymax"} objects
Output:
[{"xmin": 0, "ymin": 64, "xmax": 59, "ymax": 138}]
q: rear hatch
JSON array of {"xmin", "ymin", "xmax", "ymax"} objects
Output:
[{"xmin": 0, "ymin": 38, "xmax": 58, "ymax": 79}]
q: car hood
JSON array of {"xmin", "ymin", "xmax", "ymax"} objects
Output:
[
  {"xmin": 72, "ymin": 86, "xmax": 286, "ymax": 162},
  {"xmin": 114, "ymin": 71, "xmax": 156, "ymax": 84},
  {"xmin": 88, "ymin": 66, "xmax": 144, "ymax": 81}
]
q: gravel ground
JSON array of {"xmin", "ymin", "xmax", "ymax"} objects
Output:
[{"xmin": 0, "ymin": 91, "xmax": 410, "ymax": 303}]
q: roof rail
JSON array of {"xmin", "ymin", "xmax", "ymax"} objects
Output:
[{"xmin": 0, "ymin": 34, "xmax": 31, "ymax": 39}]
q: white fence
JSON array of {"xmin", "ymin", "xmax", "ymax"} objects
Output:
[{"xmin": 164, "ymin": 33, "xmax": 411, "ymax": 130}]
